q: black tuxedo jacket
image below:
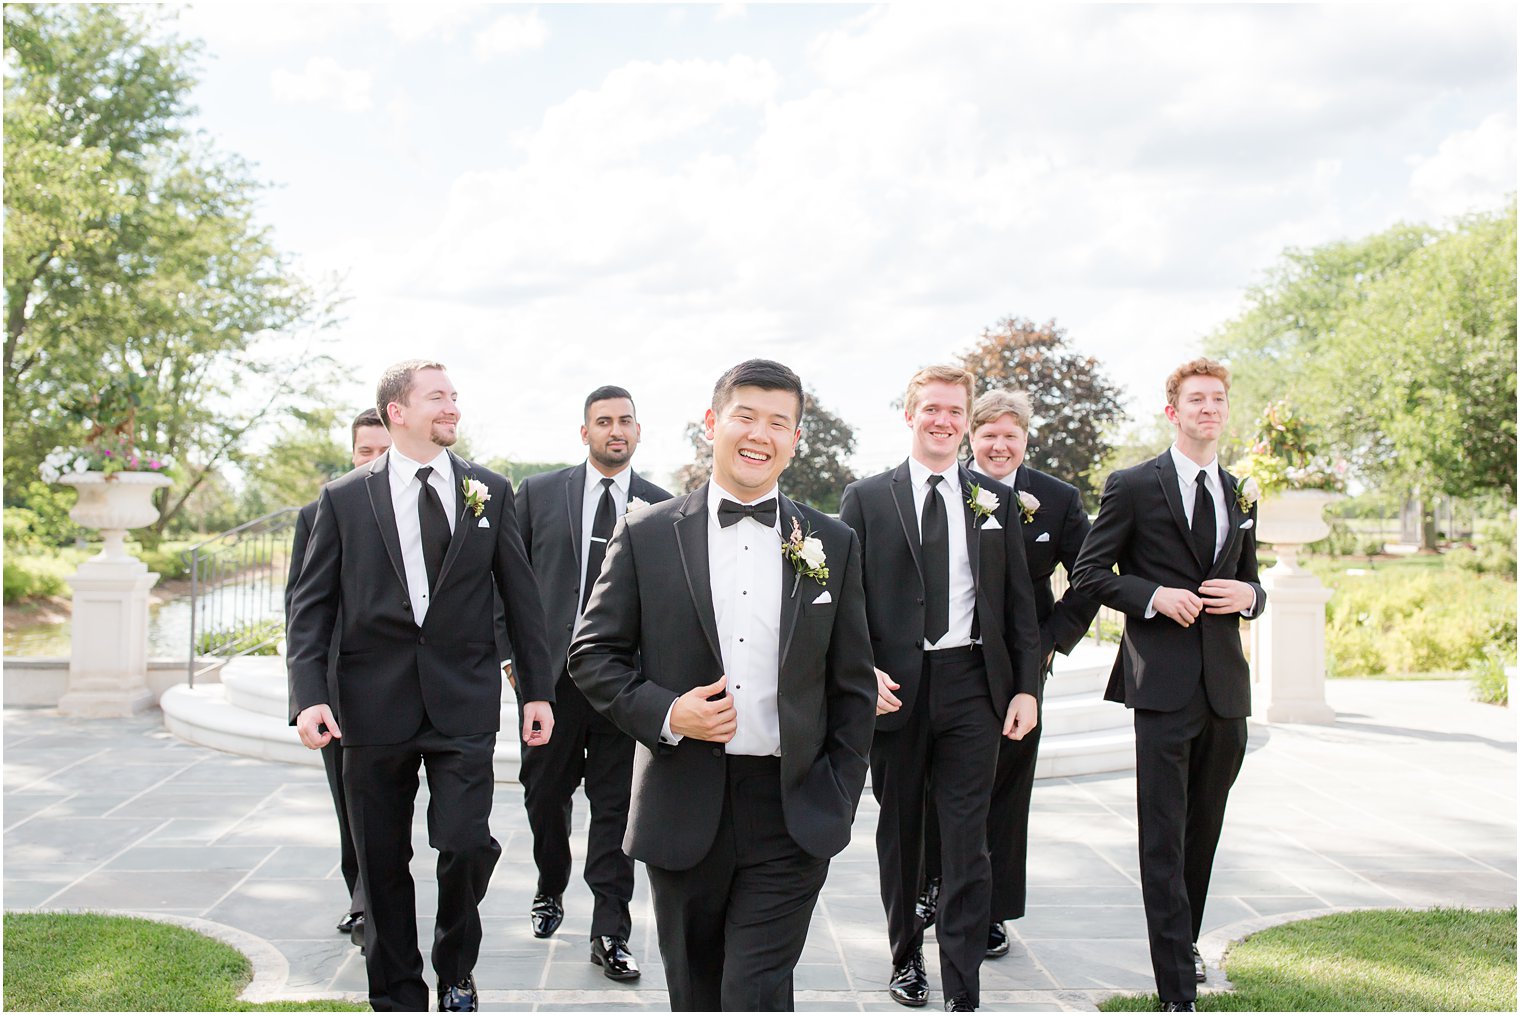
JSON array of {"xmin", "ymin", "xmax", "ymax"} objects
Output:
[
  {"xmin": 1071, "ymin": 451, "xmax": 1265, "ymax": 718},
  {"xmin": 287, "ymin": 450, "xmax": 554, "ymax": 746},
  {"xmin": 838, "ymin": 461, "xmax": 1043, "ymax": 733},
  {"xmin": 514, "ymin": 463, "xmax": 673, "ymax": 672},
  {"xmin": 1006, "ymin": 466, "xmax": 1101, "ymax": 664},
  {"xmin": 567, "ymin": 483, "xmax": 877, "ymax": 871}
]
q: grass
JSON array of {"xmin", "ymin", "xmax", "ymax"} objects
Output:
[
  {"xmin": 2, "ymin": 912, "xmax": 367, "ymax": 1012},
  {"xmin": 1099, "ymin": 908, "xmax": 1517, "ymax": 1012}
]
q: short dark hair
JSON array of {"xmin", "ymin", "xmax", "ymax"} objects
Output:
[
  {"xmin": 711, "ymin": 359, "xmax": 805, "ymax": 427},
  {"xmin": 376, "ymin": 359, "xmax": 447, "ymax": 429},
  {"xmin": 350, "ymin": 408, "xmax": 385, "ymax": 448},
  {"xmin": 584, "ymin": 385, "xmax": 635, "ymax": 422}
]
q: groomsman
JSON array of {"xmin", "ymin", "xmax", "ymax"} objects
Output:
[
  {"xmin": 514, "ymin": 385, "xmax": 672, "ymax": 979},
  {"xmin": 570, "ymin": 359, "xmax": 876, "ymax": 1011},
  {"xmin": 919, "ymin": 389, "xmax": 1100, "ymax": 958},
  {"xmin": 288, "ymin": 359, "xmax": 555, "ymax": 1012},
  {"xmin": 839, "ymin": 366, "xmax": 1042, "ymax": 1012},
  {"xmin": 285, "ymin": 407, "xmax": 392, "ymax": 944},
  {"xmin": 1072, "ymin": 358, "xmax": 1264, "ymax": 1013}
]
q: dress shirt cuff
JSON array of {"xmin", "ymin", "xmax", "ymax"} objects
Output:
[
  {"xmin": 1241, "ymin": 587, "xmax": 1260, "ymax": 619},
  {"xmin": 1144, "ymin": 588, "xmax": 1159, "ymax": 619},
  {"xmin": 660, "ymin": 700, "xmax": 684, "ymax": 745}
]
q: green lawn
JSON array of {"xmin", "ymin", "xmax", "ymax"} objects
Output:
[
  {"xmin": 2, "ymin": 913, "xmax": 367, "ymax": 1012},
  {"xmin": 1100, "ymin": 908, "xmax": 1517, "ymax": 1012}
]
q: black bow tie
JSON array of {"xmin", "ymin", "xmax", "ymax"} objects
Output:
[{"xmin": 718, "ymin": 497, "xmax": 778, "ymax": 528}]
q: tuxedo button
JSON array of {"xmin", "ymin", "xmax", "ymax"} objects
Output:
[
  {"xmin": 711, "ymin": 747, "xmax": 722, "ymax": 757},
  {"xmin": 565, "ymin": 623, "xmax": 573, "ymax": 631},
  {"xmin": 915, "ymin": 638, "xmax": 923, "ymax": 648},
  {"xmin": 402, "ymin": 601, "xmax": 411, "ymax": 610},
  {"xmin": 917, "ymin": 597, "xmax": 924, "ymax": 605},
  {"xmin": 418, "ymin": 635, "xmax": 427, "ymax": 645}
]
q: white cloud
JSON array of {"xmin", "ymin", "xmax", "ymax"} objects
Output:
[
  {"xmin": 270, "ymin": 56, "xmax": 374, "ymax": 113},
  {"xmin": 473, "ymin": 9, "xmax": 549, "ymax": 60},
  {"xmin": 383, "ymin": 2, "xmax": 483, "ymax": 43},
  {"xmin": 714, "ymin": 3, "xmax": 747, "ymax": 22},
  {"xmin": 173, "ymin": 2, "xmax": 364, "ymax": 51},
  {"xmin": 1407, "ymin": 113, "xmax": 1517, "ymax": 222}
]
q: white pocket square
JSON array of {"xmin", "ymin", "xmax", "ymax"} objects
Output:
[
  {"xmin": 1239, "ymin": 519, "xmax": 1254, "ymax": 530},
  {"xmin": 981, "ymin": 517, "xmax": 1002, "ymax": 530},
  {"xmin": 477, "ymin": 516, "xmax": 491, "ymax": 528},
  {"xmin": 812, "ymin": 590, "xmax": 832, "ymax": 605},
  {"xmin": 1034, "ymin": 532, "xmax": 1051, "ymax": 542}
]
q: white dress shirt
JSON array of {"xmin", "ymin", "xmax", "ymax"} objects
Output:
[
  {"xmin": 386, "ymin": 446, "xmax": 456, "ymax": 626},
  {"xmin": 661, "ymin": 480, "xmax": 784, "ymax": 756},
  {"xmin": 908, "ymin": 456, "xmax": 977, "ymax": 650},
  {"xmin": 969, "ymin": 458, "xmax": 1019, "ymax": 490},
  {"xmin": 579, "ymin": 462, "xmax": 631, "ymax": 611},
  {"xmin": 1144, "ymin": 444, "xmax": 1255, "ymax": 618}
]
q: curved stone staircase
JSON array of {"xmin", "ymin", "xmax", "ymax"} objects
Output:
[{"xmin": 161, "ymin": 641, "xmax": 1132, "ymax": 783}]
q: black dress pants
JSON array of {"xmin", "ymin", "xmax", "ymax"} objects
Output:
[
  {"xmin": 1133, "ymin": 682, "xmax": 1247, "ymax": 1004},
  {"xmin": 646, "ymin": 755, "xmax": 830, "ymax": 1012},
  {"xmin": 872, "ymin": 646, "xmax": 1000, "ymax": 1006},
  {"xmin": 320, "ymin": 739, "xmax": 365, "ymax": 917},
  {"xmin": 521, "ymin": 670, "xmax": 636, "ymax": 939},
  {"xmin": 344, "ymin": 720, "xmax": 501, "ymax": 1012}
]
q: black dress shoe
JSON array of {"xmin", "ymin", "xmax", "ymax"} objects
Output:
[
  {"xmin": 349, "ymin": 914, "xmax": 365, "ymax": 952},
  {"xmin": 888, "ymin": 950, "xmax": 929, "ymax": 1007},
  {"xmin": 530, "ymin": 894, "xmax": 563, "ymax": 938},
  {"xmin": 335, "ymin": 911, "xmax": 360, "ymax": 934},
  {"xmin": 1192, "ymin": 943, "xmax": 1207, "ymax": 982},
  {"xmin": 985, "ymin": 920, "xmax": 1009, "ymax": 958},
  {"xmin": 914, "ymin": 876, "xmax": 942, "ymax": 926},
  {"xmin": 1160, "ymin": 1002, "xmax": 1196, "ymax": 1012},
  {"xmin": 589, "ymin": 935, "xmax": 641, "ymax": 981},
  {"xmin": 944, "ymin": 995, "xmax": 975, "ymax": 1012},
  {"xmin": 437, "ymin": 975, "xmax": 478, "ymax": 1012}
]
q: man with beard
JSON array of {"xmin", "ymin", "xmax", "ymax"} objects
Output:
[{"xmin": 514, "ymin": 385, "xmax": 672, "ymax": 979}]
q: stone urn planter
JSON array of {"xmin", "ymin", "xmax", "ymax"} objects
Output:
[
  {"xmin": 1257, "ymin": 489, "xmax": 1342, "ymax": 573},
  {"xmin": 58, "ymin": 470, "xmax": 172, "ymax": 561}
]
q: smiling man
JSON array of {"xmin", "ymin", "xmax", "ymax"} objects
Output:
[
  {"xmin": 569, "ymin": 359, "xmax": 876, "ymax": 1011},
  {"xmin": 839, "ymin": 365, "xmax": 1042, "ymax": 1012},
  {"xmin": 1072, "ymin": 357, "xmax": 1265, "ymax": 1013}
]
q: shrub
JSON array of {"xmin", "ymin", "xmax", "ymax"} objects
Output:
[
  {"xmin": 2, "ymin": 551, "xmax": 87, "ymax": 603},
  {"xmin": 194, "ymin": 618, "xmax": 283, "ymax": 657},
  {"xmin": 1471, "ymin": 646, "xmax": 1510, "ymax": 706}
]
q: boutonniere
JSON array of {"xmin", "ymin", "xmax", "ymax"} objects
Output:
[
  {"xmin": 1017, "ymin": 490, "xmax": 1040, "ymax": 524},
  {"xmin": 626, "ymin": 496, "xmax": 651, "ymax": 514},
  {"xmin": 1236, "ymin": 476, "xmax": 1261, "ymax": 513},
  {"xmin": 967, "ymin": 483, "xmax": 1000, "ymax": 522},
  {"xmin": 461, "ymin": 477, "xmax": 491, "ymax": 517},
  {"xmin": 781, "ymin": 516, "xmax": 829, "ymax": 598}
]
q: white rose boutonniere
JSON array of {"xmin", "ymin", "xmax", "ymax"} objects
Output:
[
  {"xmin": 782, "ymin": 516, "xmax": 829, "ymax": 597},
  {"xmin": 462, "ymin": 477, "xmax": 491, "ymax": 517},
  {"xmin": 1237, "ymin": 476, "xmax": 1261, "ymax": 513},
  {"xmin": 626, "ymin": 496, "xmax": 651, "ymax": 514},
  {"xmin": 967, "ymin": 483, "xmax": 1000, "ymax": 522},
  {"xmin": 1017, "ymin": 490, "xmax": 1040, "ymax": 524}
]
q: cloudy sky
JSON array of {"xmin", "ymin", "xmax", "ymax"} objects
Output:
[{"xmin": 174, "ymin": 2, "xmax": 1516, "ymax": 484}]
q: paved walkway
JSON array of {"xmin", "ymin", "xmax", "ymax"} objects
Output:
[{"xmin": 5, "ymin": 679, "xmax": 1515, "ymax": 1011}]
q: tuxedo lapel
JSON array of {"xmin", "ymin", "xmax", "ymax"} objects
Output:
[
  {"xmin": 433, "ymin": 452, "xmax": 474, "ymax": 590},
  {"xmin": 957, "ymin": 464, "xmax": 983, "ymax": 592},
  {"xmin": 890, "ymin": 460, "xmax": 926, "ymax": 587},
  {"xmin": 364, "ymin": 453, "xmax": 409, "ymax": 596},
  {"xmin": 565, "ymin": 462, "xmax": 588, "ymax": 570},
  {"xmin": 1211, "ymin": 468, "xmax": 1246, "ymax": 578},
  {"xmin": 1155, "ymin": 453, "xmax": 1205, "ymax": 570},
  {"xmin": 777, "ymin": 495, "xmax": 806, "ymax": 670},
  {"xmin": 674, "ymin": 484, "xmax": 723, "ymax": 666}
]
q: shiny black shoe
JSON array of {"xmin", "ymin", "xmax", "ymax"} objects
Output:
[
  {"xmin": 530, "ymin": 893, "xmax": 564, "ymax": 938},
  {"xmin": 944, "ymin": 995, "xmax": 975, "ymax": 1012},
  {"xmin": 590, "ymin": 935, "xmax": 641, "ymax": 980},
  {"xmin": 888, "ymin": 949, "xmax": 929, "ymax": 1008},
  {"xmin": 349, "ymin": 914, "xmax": 365, "ymax": 952},
  {"xmin": 1192, "ymin": 943, "xmax": 1207, "ymax": 982},
  {"xmin": 437, "ymin": 975, "xmax": 478, "ymax": 1012},
  {"xmin": 335, "ymin": 911, "xmax": 361, "ymax": 934},
  {"xmin": 1160, "ymin": 1002, "xmax": 1196, "ymax": 1012},
  {"xmin": 985, "ymin": 920, "xmax": 1009, "ymax": 958},
  {"xmin": 914, "ymin": 876, "xmax": 942, "ymax": 926}
]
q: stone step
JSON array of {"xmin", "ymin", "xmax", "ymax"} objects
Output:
[
  {"xmin": 221, "ymin": 656, "xmax": 288, "ymax": 718},
  {"xmin": 1034, "ymin": 726, "xmax": 1136, "ymax": 779},
  {"xmin": 1041, "ymin": 691, "xmax": 1130, "ymax": 736}
]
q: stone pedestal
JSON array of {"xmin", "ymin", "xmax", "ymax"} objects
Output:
[{"xmin": 1253, "ymin": 490, "xmax": 1340, "ymax": 724}]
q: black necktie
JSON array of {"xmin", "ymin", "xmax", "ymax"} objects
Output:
[
  {"xmin": 416, "ymin": 466, "xmax": 452, "ymax": 593},
  {"xmin": 1191, "ymin": 468, "xmax": 1216, "ymax": 569},
  {"xmin": 922, "ymin": 475, "xmax": 949, "ymax": 644},
  {"xmin": 582, "ymin": 477, "xmax": 615, "ymax": 612},
  {"xmin": 717, "ymin": 497, "xmax": 777, "ymax": 528}
]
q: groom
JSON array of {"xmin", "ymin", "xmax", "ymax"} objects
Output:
[{"xmin": 569, "ymin": 358, "xmax": 876, "ymax": 1011}]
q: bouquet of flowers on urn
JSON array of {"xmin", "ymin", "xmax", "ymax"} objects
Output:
[{"xmin": 1228, "ymin": 399, "xmax": 1346, "ymax": 506}]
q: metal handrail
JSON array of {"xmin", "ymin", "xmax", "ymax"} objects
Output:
[{"xmin": 185, "ymin": 506, "xmax": 301, "ymax": 686}]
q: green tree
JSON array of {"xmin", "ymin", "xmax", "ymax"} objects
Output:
[
  {"xmin": 675, "ymin": 390, "xmax": 858, "ymax": 512},
  {"xmin": 3, "ymin": 4, "xmax": 338, "ymax": 541},
  {"xmin": 956, "ymin": 317, "xmax": 1126, "ymax": 504}
]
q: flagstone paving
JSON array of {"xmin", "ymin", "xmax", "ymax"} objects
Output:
[{"xmin": 4, "ymin": 678, "xmax": 1514, "ymax": 1011}]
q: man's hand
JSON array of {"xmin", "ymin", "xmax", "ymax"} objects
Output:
[
  {"xmin": 521, "ymin": 700, "xmax": 554, "ymax": 746},
  {"xmin": 670, "ymin": 675, "xmax": 738, "ymax": 742},
  {"xmin": 1153, "ymin": 586, "xmax": 1204, "ymax": 627},
  {"xmin": 502, "ymin": 661, "xmax": 516, "ymax": 691},
  {"xmin": 296, "ymin": 704, "xmax": 341, "ymax": 750},
  {"xmin": 1200, "ymin": 578, "xmax": 1255, "ymax": 615},
  {"xmin": 1003, "ymin": 692, "xmax": 1038, "ymax": 741},
  {"xmin": 875, "ymin": 667, "xmax": 902, "ymax": 716}
]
